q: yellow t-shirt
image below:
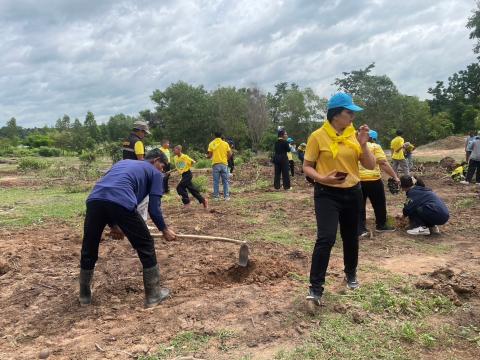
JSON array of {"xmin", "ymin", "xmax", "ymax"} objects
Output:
[
  {"xmin": 287, "ymin": 152, "xmax": 293, "ymax": 161},
  {"xmin": 208, "ymin": 138, "xmax": 231, "ymax": 165},
  {"xmin": 160, "ymin": 146, "xmax": 171, "ymax": 162},
  {"xmin": 390, "ymin": 136, "xmax": 405, "ymax": 160},
  {"xmin": 304, "ymin": 127, "xmax": 362, "ymax": 188},
  {"xmin": 134, "ymin": 141, "xmax": 144, "ymax": 156},
  {"xmin": 174, "ymin": 154, "xmax": 194, "ymax": 174},
  {"xmin": 359, "ymin": 142, "xmax": 386, "ymax": 181}
]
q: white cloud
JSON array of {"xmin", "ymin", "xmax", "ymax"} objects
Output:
[{"xmin": 0, "ymin": 0, "xmax": 477, "ymax": 127}]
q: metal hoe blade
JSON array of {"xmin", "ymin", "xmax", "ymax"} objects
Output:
[{"xmin": 238, "ymin": 243, "xmax": 249, "ymax": 267}]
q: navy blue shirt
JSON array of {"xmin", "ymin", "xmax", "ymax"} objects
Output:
[
  {"xmin": 88, "ymin": 160, "xmax": 164, "ymax": 210},
  {"xmin": 403, "ymin": 186, "xmax": 449, "ymax": 225}
]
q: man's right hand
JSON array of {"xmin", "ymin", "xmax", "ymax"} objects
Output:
[{"xmin": 162, "ymin": 227, "xmax": 177, "ymax": 241}]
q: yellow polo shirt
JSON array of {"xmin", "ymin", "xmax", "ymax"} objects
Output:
[
  {"xmin": 208, "ymin": 138, "xmax": 231, "ymax": 166},
  {"xmin": 390, "ymin": 136, "xmax": 405, "ymax": 160},
  {"xmin": 174, "ymin": 154, "xmax": 194, "ymax": 174},
  {"xmin": 160, "ymin": 146, "xmax": 171, "ymax": 162},
  {"xmin": 304, "ymin": 127, "xmax": 362, "ymax": 188},
  {"xmin": 359, "ymin": 142, "xmax": 386, "ymax": 181}
]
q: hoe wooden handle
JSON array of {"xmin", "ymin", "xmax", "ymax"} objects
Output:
[{"xmin": 151, "ymin": 233, "xmax": 246, "ymax": 246}]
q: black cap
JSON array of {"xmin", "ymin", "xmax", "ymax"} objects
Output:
[{"xmin": 145, "ymin": 148, "xmax": 168, "ymax": 164}]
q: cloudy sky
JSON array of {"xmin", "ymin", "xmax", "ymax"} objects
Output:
[{"xmin": 0, "ymin": 0, "xmax": 477, "ymax": 127}]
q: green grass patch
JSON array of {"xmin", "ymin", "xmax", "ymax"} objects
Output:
[
  {"xmin": 453, "ymin": 198, "xmax": 476, "ymax": 209},
  {"xmin": 329, "ymin": 281, "xmax": 453, "ymax": 317},
  {"xmin": 275, "ymin": 315, "xmax": 409, "ymax": 360},
  {"xmin": 139, "ymin": 329, "xmax": 238, "ymax": 359},
  {"xmin": 0, "ymin": 187, "xmax": 87, "ymax": 227},
  {"xmin": 248, "ymin": 227, "xmax": 313, "ymax": 251}
]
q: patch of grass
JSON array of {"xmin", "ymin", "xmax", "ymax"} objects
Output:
[
  {"xmin": 140, "ymin": 331, "xmax": 211, "ymax": 360},
  {"xmin": 0, "ymin": 187, "xmax": 87, "ymax": 227},
  {"xmin": 275, "ymin": 315, "xmax": 409, "ymax": 360},
  {"xmin": 140, "ymin": 330, "xmax": 236, "ymax": 359},
  {"xmin": 192, "ymin": 175, "xmax": 208, "ymax": 193},
  {"xmin": 248, "ymin": 227, "xmax": 313, "ymax": 251},
  {"xmin": 453, "ymin": 197, "xmax": 476, "ymax": 209},
  {"xmin": 194, "ymin": 159, "xmax": 211, "ymax": 169},
  {"xmin": 334, "ymin": 281, "xmax": 454, "ymax": 317},
  {"xmin": 17, "ymin": 157, "xmax": 51, "ymax": 172}
]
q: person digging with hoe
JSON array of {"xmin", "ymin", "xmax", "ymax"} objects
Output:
[
  {"xmin": 303, "ymin": 92, "xmax": 376, "ymax": 306},
  {"xmin": 78, "ymin": 149, "xmax": 176, "ymax": 308}
]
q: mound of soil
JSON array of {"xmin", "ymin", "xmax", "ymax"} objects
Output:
[
  {"xmin": 416, "ymin": 267, "xmax": 479, "ymax": 305},
  {"xmin": 439, "ymin": 157, "xmax": 458, "ymax": 172},
  {"xmin": 417, "ymin": 136, "xmax": 465, "ymax": 151}
]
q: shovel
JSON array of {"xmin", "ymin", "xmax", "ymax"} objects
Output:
[{"xmin": 151, "ymin": 233, "xmax": 250, "ymax": 267}]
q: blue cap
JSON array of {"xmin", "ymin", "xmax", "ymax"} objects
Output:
[
  {"xmin": 327, "ymin": 92, "xmax": 363, "ymax": 112},
  {"xmin": 368, "ymin": 130, "xmax": 378, "ymax": 140},
  {"xmin": 287, "ymin": 137, "xmax": 294, "ymax": 143}
]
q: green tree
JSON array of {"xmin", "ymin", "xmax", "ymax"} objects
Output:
[
  {"xmin": 55, "ymin": 114, "xmax": 71, "ymax": 131},
  {"xmin": 5, "ymin": 117, "xmax": 20, "ymax": 145},
  {"xmin": 211, "ymin": 87, "xmax": 249, "ymax": 148},
  {"xmin": 106, "ymin": 114, "xmax": 135, "ymax": 141},
  {"xmin": 467, "ymin": 1, "xmax": 480, "ymax": 55},
  {"xmin": 151, "ymin": 81, "xmax": 216, "ymax": 150},
  {"xmin": 84, "ymin": 111, "xmax": 100, "ymax": 142},
  {"xmin": 246, "ymin": 87, "xmax": 269, "ymax": 152}
]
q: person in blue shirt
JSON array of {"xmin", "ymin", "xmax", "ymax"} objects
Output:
[
  {"xmin": 79, "ymin": 149, "xmax": 176, "ymax": 308},
  {"xmin": 400, "ymin": 175, "xmax": 449, "ymax": 236}
]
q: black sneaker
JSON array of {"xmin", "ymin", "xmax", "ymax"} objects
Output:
[
  {"xmin": 306, "ymin": 288, "xmax": 323, "ymax": 306},
  {"xmin": 375, "ymin": 224, "xmax": 396, "ymax": 233},
  {"xmin": 344, "ymin": 274, "xmax": 359, "ymax": 290}
]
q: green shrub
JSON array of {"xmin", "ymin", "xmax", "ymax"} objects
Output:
[
  {"xmin": 241, "ymin": 149, "xmax": 254, "ymax": 162},
  {"xmin": 234, "ymin": 157, "xmax": 244, "ymax": 166},
  {"xmin": 188, "ymin": 150, "xmax": 206, "ymax": 161},
  {"xmin": 195, "ymin": 159, "xmax": 211, "ymax": 169},
  {"xmin": 192, "ymin": 175, "xmax": 208, "ymax": 193},
  {"xmin": 17, "ymin": 157, "xmax": 50, "ymax": 172},
  {"xmin": 0, "ymin": 146, "xmax": 36, "ymax": 157},
  {"xmin": 79, "ymin": 151, "xmax": 96, "ymax": 164},
  {"xmin": 37, "ymin": 146, "xmax": 62, "ymax": 157}
]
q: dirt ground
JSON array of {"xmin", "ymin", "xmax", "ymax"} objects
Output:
[{"xmin": 1, "ymin": 152, "xmax": 480, "ymax": 359}]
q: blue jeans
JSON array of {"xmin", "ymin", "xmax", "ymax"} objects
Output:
[{"xmin": 212, "ymin": 164, "xmax": 229, "ymax": 198}]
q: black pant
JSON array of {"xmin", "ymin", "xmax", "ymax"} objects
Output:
[
  {"xmin": 310, "ymin": 184, "xmax": 362, "ymax": 292},
  {"xmin": 274, "ymin": 158, "xmax": 290, "ymax": 189},
  {"xmin": 358, "ymin": 179, "xmax": 387, "ymax": 233},
  {"xmin": 80, "ymin": 200, "xmax": 157, "ymax": 270},
  {"xmin": 466, "ymin": 159, "xmax": 480, "ymax": 183},
  {"xmin": 163, "ymin": 163, "xmax": 171, "ymax": 193},
  {"xmin": 289, "ymin": 160, "xmax": 295, "ymax": 177},
  {"xmin": 228, "ymin": 157, "xmax": 234, "ymax": 173},
  {"xmin": 176, "ymin": 170, "xmax": 205, "ymax": 205}
]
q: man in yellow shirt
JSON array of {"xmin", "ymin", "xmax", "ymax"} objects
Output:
[
  {"xmin": 390, "ymin": 130, "xmax": 410, "ymax": 176},
  {"xmin": 207, "ymin": 132, "xmax": 232, "ymax": 200},
  {"xmin": 159, "ymin": 139, "xmax": 172, "ymax": 193},
  {"xmin": 173, "ymin": 145, "xmax": 208, "ymax": 208},
  {"xmin": 358, "ymin": 130, "xmax": 399, "ymax": 237}
]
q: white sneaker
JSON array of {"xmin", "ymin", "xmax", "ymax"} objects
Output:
[
  {"xmin": 460, "ymin": 181, "xmax": 469, "ymax": 185},
  {"xmin": 407, "ymin": 226, "xmax": 430, "ymax": 236},
  {"xmin": 224, "ymin": 196, "xmax": 231, "ymax": 201}
]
